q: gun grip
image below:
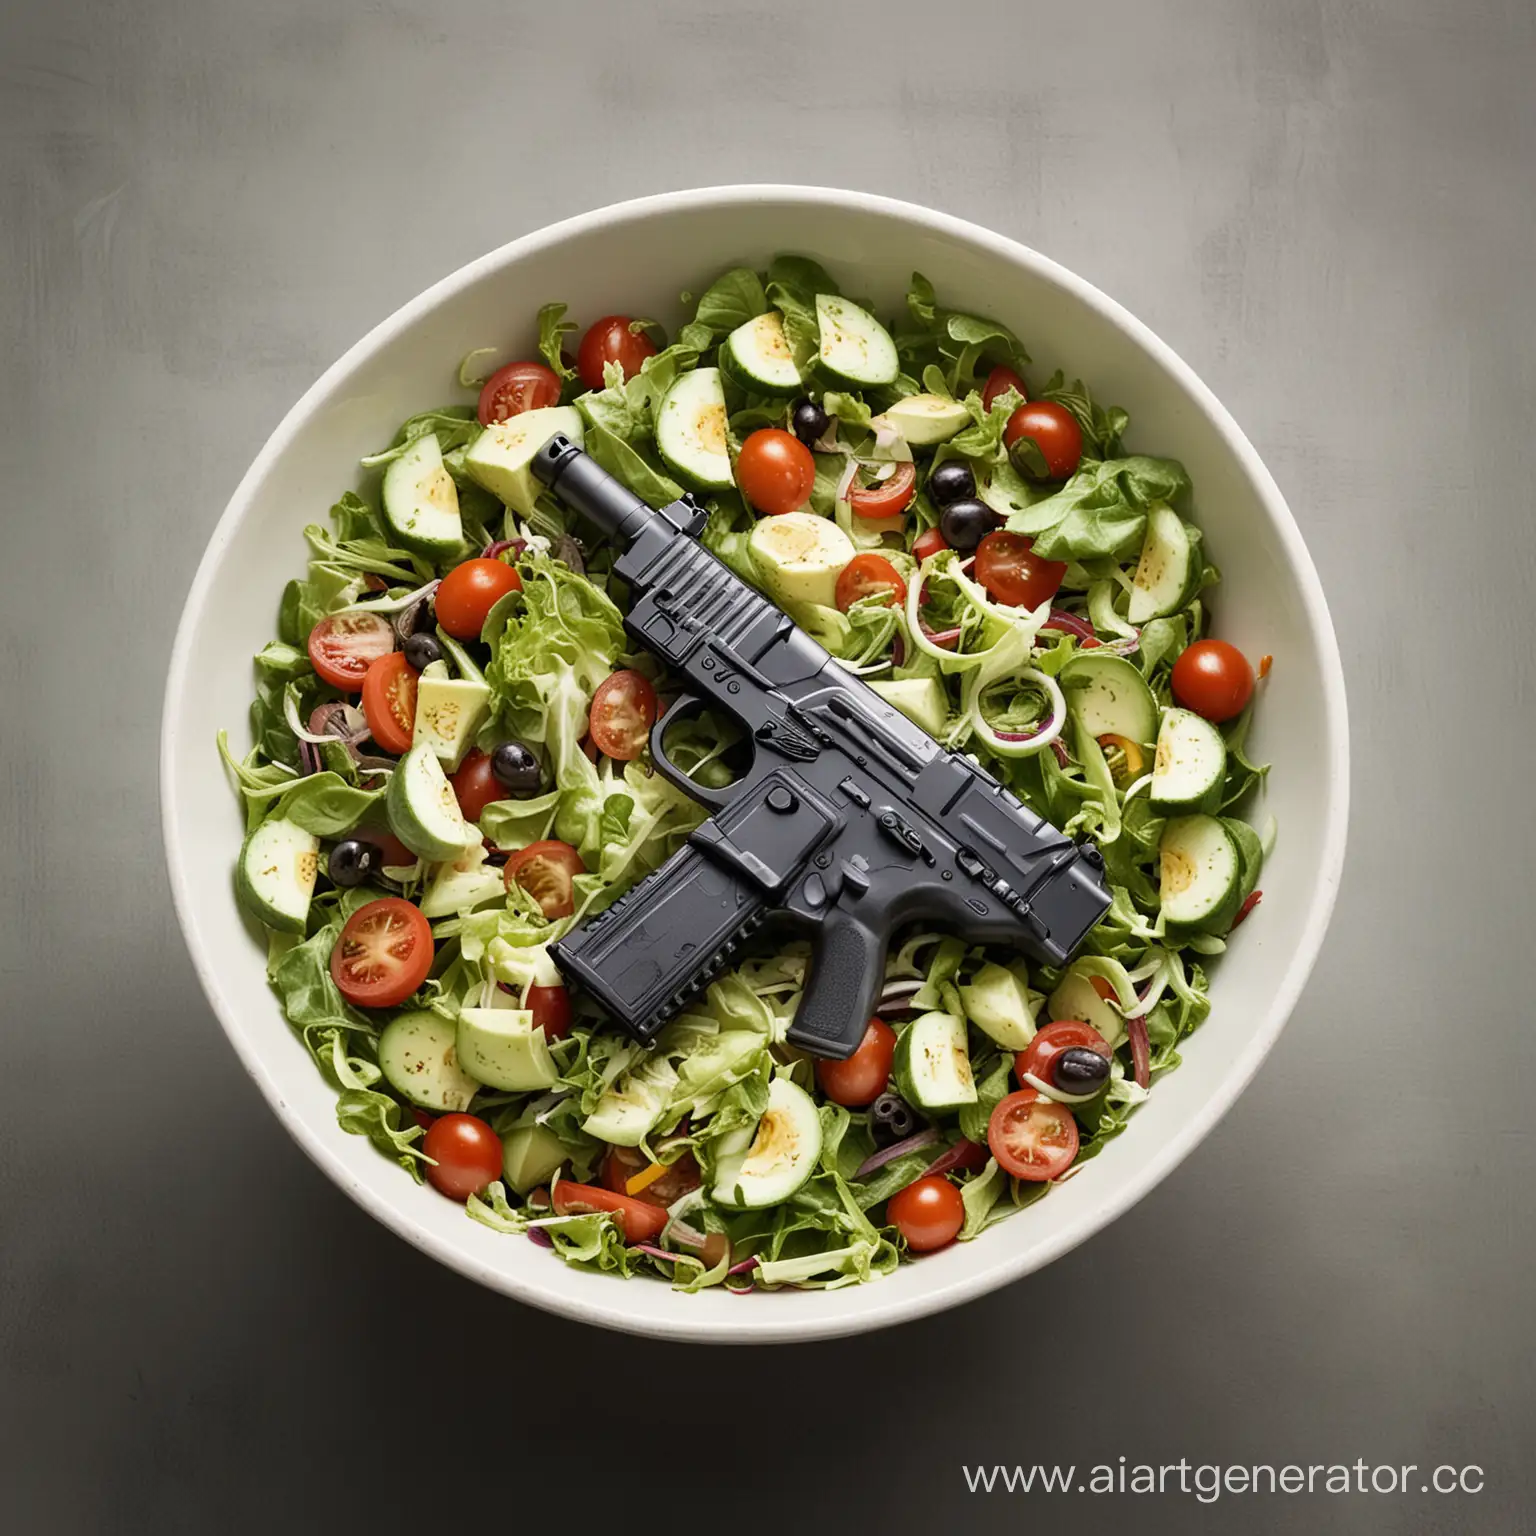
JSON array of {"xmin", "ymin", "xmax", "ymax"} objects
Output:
[{"xmin": 787, "ymin": 912, "xmax": 888, "ymax": 1061}]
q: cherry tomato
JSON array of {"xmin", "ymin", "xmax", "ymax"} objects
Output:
[
  {"xmin": 815, "ymin": 1018, "xmax": 896, "ymax": 1108},
  {"xmin": 1015, "ymin": 1020, "xmax": 1113, "ymax": 1087},
  {"xmin": 1171, "ymin": 639, "xmax": 1255, "ymax": 723},
  {"xmin": 359, "ymin": 826, "xmax": 416, "ymax": 869},
  {"xmin": 981, "ymin": 366, "xmax": 1028, "ymax": 412},
  {"xmin": 987, "ymin": 1089, "xmax": 1079, "ymax": 1182},
  {"xmin": 306, "ymin": 612, "xmax": 395, "ymax": 691},
  {"xmin": 887, "ymin": 1175, "xmax": 965, "ymax": 1252},
  {"xmin": 360, "ymin": 652, "xmax": 417, "ymax": 754},
  {"xmin": 973, "ymin": 531, "xmax": 1068, "ymax": 610},
  {"xmin": 600, "ymin": 1145, "xmax": 703, "ymax": 1207},
  {"xmin": 527, "ymin": 983, "xmax": 573, "ymax": 1040},
  {"xmin": 329, "ymin": 897, "xmax": 434, "ymax": 1008},
  {"xmin": 422, "ymin": 1113, "xmax": 502, "ymax": 1201},
  {"xmin": 848, "ymin": 461, "xmax": 916, "ymax": 519},
  {"xmin": 1005, "ymin": 400, "xmax": 1083, "ymax": 481},
  {"xmin": 576, "ymin": 315, "xmax": 658, "ymax": 392},
  {"xmin": 505, "ymin": 839, "xmax": 584, "ymax": 919},
  {"xmin": 449, "ymin": 749, "xmax": 503, "ymax": 822},
  {"xmin": 552, "ymin": 1177, "xmax": 668, "ymax": 1245},
  {"xmin": 587, "ymin": 670, "xmax": 658, "ymax": 761},
  {"xmin": 1089, "ymin": 975, "xmax": 1118, "ymax": 1003},
  {"xmin": 835, "ymin": 554, "xmax": 907, "ymax": 612},
  {"xmin": 477, "ymin": 360, "xmax": 562, "ymax": 425},
  {"xmin": 736, "ymin": 428, "xmax": 816, "ymax": 516},
  {"xmin": 434, "ymin": 558, "xmax": 523, "ymax": 640},
  {"xmin": 912, "ymin": 526, "xmax": 948, "ymax": 564}
]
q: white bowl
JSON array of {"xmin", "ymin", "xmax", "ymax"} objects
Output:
[{"xmin": 161, "ymin": 187, "xmax": 1348, "ymax": 1343}]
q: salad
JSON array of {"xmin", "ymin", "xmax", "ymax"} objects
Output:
[{"xmin": 221, "ymin": 255, "xmax": 1270, "ymax": 1291}]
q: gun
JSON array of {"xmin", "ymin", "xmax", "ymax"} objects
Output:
[{"xmin": 531, "ymin": 435, "xmax": 1111, "ymax": 1060}]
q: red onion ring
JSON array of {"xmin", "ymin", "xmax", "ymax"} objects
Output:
[
  {"xmin": 1041, "ymin": 608, "xmax": 1096, "ymax": 642},
  {"xmin": 920, "ymin": 1139, "xmax": 988, "ymax": 1180},
  {"xmin": 853, "ymin": 1126, "xmax": 940, "ymax": 1180},
  {"xmin": 1127, "ymin": 1014, "xmax": 1151, "ymax": 1090},
  {"xmin": 482, "ymin": 538, "xmax": 525, "ymax": 559},
  {"xmin": 526, "ymin": 1226, "xmax": 554, "ymax": 1248}
]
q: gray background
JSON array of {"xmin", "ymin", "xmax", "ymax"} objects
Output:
[{"xmin": 2, "ymin": 0, "xmax": 1532, "ymax": 1530}]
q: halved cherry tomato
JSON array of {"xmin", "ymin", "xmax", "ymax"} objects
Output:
[
  {"xmin": 329, "ymin": 897, "xmax": 433, "ymax": 1008},
  {"xmin": 736, "ymin": 428, "xmax": 816, "ymax": 516},
  {"xmin": 601, "ymin": 1145, "xmax": 702, "ymax": 1207},
  {"xmin": 887, "ymin": 1175, "xmax": 964, "ymax": 1252},
  {"xmin": 1171, "ymin": 638, "xmax": 1254, "ymax": 723},
  {"xmin": 422, "ymin": 1114, "xmax": 502, "ymax": 1201},
  {"xmin": 973, "ymin": 531, "xmax": 1068, "ymax": 610},
  {"xmin": 477, "ymin": 360, "xmax": 562, "ymax": 425},
  {"xmin": 361, "ymin": 652, "xmax": 417, "ymax": 754},
  {"xmin": 307, "ymin": 612, "xmax": 395, "ymax": 691},
  {"xmin": 1015, "ymin": 1020, "xmax": 1113, "ymax": 1087},
  {"xmin": 587, "ymin": 670, "xmax": 658, "ymax": 761},
  {"xmin": 552, "ymin": 1177, "xmax": 668, "ymax": 1244},
  {"xmin": 505, "ymin": 839, "xmax": 584, "ymax": 919},
  {"xmin": 981, "ymin": 365, "xmax": 1028, "ymax": 412},
  {"xmin": 848, "ymin": 461, "xmax": 916, "ymax": 519},
  {"xmin": 434, "ymin": 558, "xmax": 523, "ymax": 640},
  {"xmin": 987, "ymin": 1088, "xmax": 1079, "ymax": 1182},
  {"xmin": 450, "ymin": 749, "xmax": 502, "ymax": 822},
  {"xmin": 835, "ymin": 554, "xmax": 907, "ymax": 612},
  {"xmin": 576, "ymin": 315, "xmax": 658, "ymax": 392},
  {"xmin": 815, "ymin": 1018, "xmax": 896, "ymax": 1108},
  {"xmin": 1005, "ymin": 400, "xmax": 1083, "ymax": 481},
  {"xmin": 912, "ymin": 526, "xmax": 948, "ymax": 564},
  {"xmin": 527, "ymin": 983, "xmax": 573, "ymax": 1040}
]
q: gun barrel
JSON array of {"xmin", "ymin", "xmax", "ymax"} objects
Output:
[{"xmin": 531, "ymin": 433, "xmax": 657, "ymax": 541}]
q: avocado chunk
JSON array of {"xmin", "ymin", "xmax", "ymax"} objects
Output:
[
  {"xmin": 455, "ymin": 1008, "xmax": 560, "ymax": 1093},
  {"xmin": 959, "ymin": 961, "xmax": 1037, "ymax": 1050},
  {"xmin": 501, "ymin": 1124, "xmax": 570, "ymax": 1194},
  {"xmin": 878, "ymin": 393, "xmax": 972, "ymax": 447},
  {"xmin": 868, "ymin": 677, "xmax": 949, "ymax": 738},
  {"xmin": 464, "ymin": 406, "xmax": 584, "ymax": 516},
  {"xmin": 411, "ymin": 660, "xmax": 492, "ymax": 770},
  {"xmin": 747, "ymin": 511, "xmax": 856, "ymax": 609}
]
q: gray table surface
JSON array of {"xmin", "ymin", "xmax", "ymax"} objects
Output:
[{"xmin": 4, "ymin": 1, "xmax": 1533, "ymax": 1531}]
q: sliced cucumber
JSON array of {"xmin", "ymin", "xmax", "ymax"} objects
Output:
[
  {"xmin": 235, "ymin": 816, "xmax": 319, "ymax": 933},
  {"xmin": 1159, "ymin": 814, "xmax": 1242, "ymax": 933},
  {"xmin": 583, "ymin": 1055, "xmax": 680, "ymax": 1147},
  {"xmin": 721, "ymin": 312, "xmax": 802, "ymax": 395},
  {"xmin": 382, "ymin": 433, "xmax": 463, "ymax": 560},
  {"xmin": 1047, "ymin": 969, "xmax": 1127, "ymax": 1049},
  {"xmin": 892, "ymin": 1010, "xmax": 977, "ymax": 1113},
  {"xmin": 868, "ymin": 676, "xmax": 948, "ymax": 737},
  {"xmin": 747, "ymin": 510, "xmax": 855, "ymax": 609},
  {"xmin": 879, "ymin": 393, "xmax": 971, "ymax": 447},
  {"xmin": 958, "ymin": 962, "xmax": 1037, "ymax": 1050},
  {"xmin": 1128, "ymin": 503, "xmax": 1201, "ymax": 623},
  {"xmin": 386, "ymin": 743, "xmax": 474, "ymax": 861},
  {"xmin": 1059, "ymin": 652, "xmax": 1159, "ymax": 747},
  {"xmin": 502, "ymin": 1124, "xmax": 569, "ymax": 1195},
  {"xmin": 815, "ymin": 295, "xmax": 899, "ymax": 387},
  {"xmin": 463, "ymin": 405, "xmax": 584, "ymax": 516},
  {"xmin": 655, "ymin": 367, "xmax": 733, "ymax": 490},
  {"xmin": 1149, "ymin": 707, "xmax": 1227, "ymax": 815},
  {"xmin": 711, "ymin": 1076, "xmax": 823, "ymax": 1210},
  {"xmin": 418, "ymin": 842, "xmax": 506, "ymax": 919},
  {"xmin": 456, "ymin": 1007, "xmax": 560, "ymax": 1093},
  {"xmin": 412, "ymin": 659, "xmax": 492, "ymax": 769},
  {"xmin": 378, "ymin": 1010, "xmax": 480, "ymax": 1113}
]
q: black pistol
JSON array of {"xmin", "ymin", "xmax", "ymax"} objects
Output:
[{"xmin": 531, "ymin": 435, "xmax": 1110, "ymax": 1060}]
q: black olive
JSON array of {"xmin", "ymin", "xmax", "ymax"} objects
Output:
[
  {"xmin": 490, "ymin": 740, "xmax": 542, "ymax": 797},
  {"xmin": 938, "ymin": 498, "xmax": 1000, "ymax": 553},
  {"xmin": 790, "ymin": 397, "xmax": 830, "ymax": 447},
  {"xmin": 328, "ymin": 838, "xmax": 379, "ymax": 888},
  {"xmin": 869, "ymin": 1092, "xmax": 922, "ymax": 1146},
  {"xmin": 403, "ymin": 633, "xmax": 442, "ymax": 672},
  {"xmin": 927, "ymin": 459, "xmax": 976, "ymax": 507},
  {"xmin": 1054, "ymin": 1047, "xmax": 1111, "ymax": 1094}
]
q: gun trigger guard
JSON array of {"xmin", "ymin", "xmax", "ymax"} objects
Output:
[{"xmin": 649, "ymin": 693, "xmax": 742, "ymax": 812}]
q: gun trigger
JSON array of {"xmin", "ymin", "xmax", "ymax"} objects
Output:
[{"xmin": 839, "ymin": 857, "xmax": 871, "ymax": 898}]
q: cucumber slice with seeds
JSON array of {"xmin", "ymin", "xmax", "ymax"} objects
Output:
[
  {"xmin": 1128, "ymin": 503, "xmax": 1201, "ymax": 622},
  {"xmin": 236, "ymin": 816, "xmax": 319, "ymax": 933},
  {"xmin": 382, "ymin": 433, "xmax": 463, "ymax": 559},
  {"xmin": 656, "ymin": 367, "xmax": 734, "ymax": 490},
  {"xmin": 710, "ymin": 1076, "xmax": 823, "ymax": 1209},
  {"xmin": 722, "ymin": 312, "xmax": 802, "ymax": 395},
  {"xmin": 1149, "ymin": 707, "xmax": 1227, "ymax": 815},
  {"xmin": 892, "ymin": 1011, "xmax": 977, "ymax": 1113},
  {"xmin": 815, "ymin": 295, "xmax": 898, "ymax": 388},
  {"xmin": 1159, "ymin": 815, "xmax": 1242, "ymax": 933},
  {"xmin": 386, "ymin": 743, "xmax": 474, "ymax": 861},
  {"xmin": 1059, "ymin": 652, "xmax": 1159, "ymax": 746},
  {"xmin": 378, "ymin": 1010, "xmax": 480, "ymax": 1113}
]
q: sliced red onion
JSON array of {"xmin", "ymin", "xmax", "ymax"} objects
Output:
[
  {"xmin": 877, "ymin": 977, "xmax": 925, "ymax": 1013},
  {"xmin": 994, "ymin": 720, "xmax": 1057, "ymax": 745},
  {"xmin": 664, "ymin": 1217, "xmax": 707, "ymax": 1249},
  {"xmin": 482, "ymin": 537, "xmax": 526, "ymax": 559},
  {"xmin": 308, "ymin": 701, "xmax": 370, "ymax": 745},
  {"xmin": 921, "ymin": 1140, "xmax": 988, "ymax": 1180},
  {"xmin": 297, "ymin": 740, "xmax": 320, "ymax": 777},
  {"xmin": 1042, "ymin": 608, "xmax": 1096, "ymax": 642},
  {"xmin": 1231, "ymin": 889, "xmax": 1264, "ymax": 928},
  {"xmin": 635, "ymin": 1243, "xmax": 696, "ymax": 1266},
  {"xmin": 853, "ymin": 1126, "xmax": 940, "ymax": 1180},
  {"xmin": 392, "ymin": 579, "xmax": 441, "ymax": 645},
  {"xmin": 726, "ymin": 1255, "xmax": 759, "ymax": 1277},
  {"xmin": 526, "ymin": 1226, "xmax": 554, "ymax": 1248},
  {"xmin": 1051, "ymin": 739, "xmax": 1070, "ymax": 768},
  {"xmin": 926, "ymin": 626, "xmax": 962, "ymax": 648},
  {"xmin": 353, "ymin": 755, "xmax": 398, "ymax": 776},
  {"xmin": 1127, "ymin": 1014, "xmax": 1151, "ymax": 1090}
]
